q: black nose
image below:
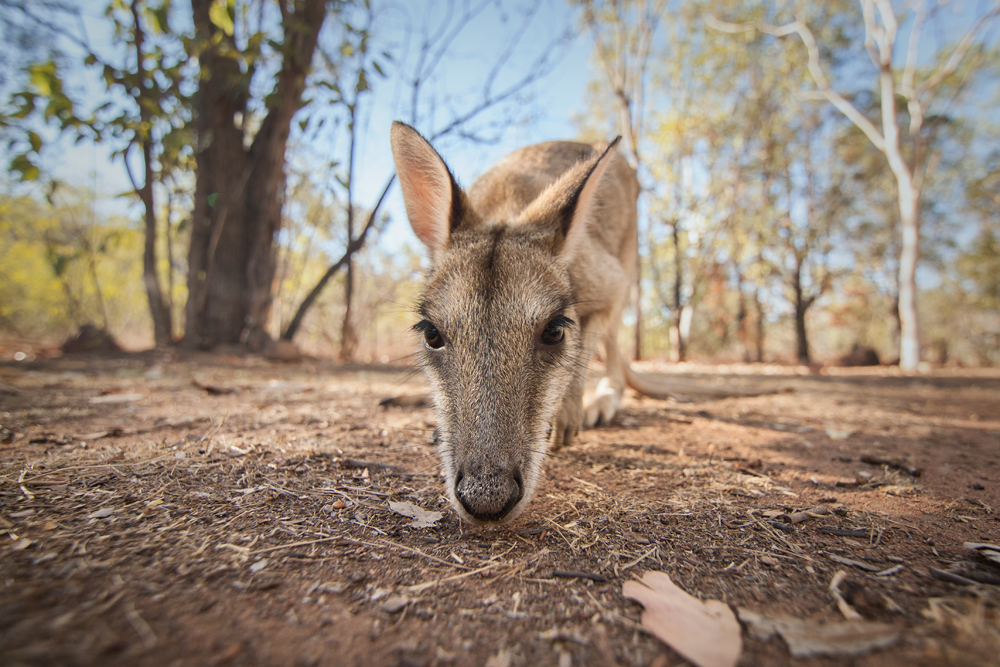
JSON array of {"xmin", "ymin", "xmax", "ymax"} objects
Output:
[{"xmin": 454, "ymin": 468, "xmax": 524, "ymax": 522}]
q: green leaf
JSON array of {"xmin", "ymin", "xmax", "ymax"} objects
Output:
[
  {"xmin": 11, "ymin": 154, "xmax": 40, "ymax": 181},
  {"xmin": 209, "ymin": 0, "xmax": 234, "ymax": 37},
  {"xmin": 29, "ymin": 62, "xmax": 56, "ymax": 96},
  {"xmin": 207, "ymin": 192, "xmax": 218, "ymax": 207},
  {"xmin": 151, "ymin": 5, "xmax": 170, "ymax": 34},
  {"xmin": 27, "ymin": 131, "xmax": 43, "ymax": 153}
]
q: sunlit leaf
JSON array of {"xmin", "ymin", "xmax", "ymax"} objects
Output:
[{"xmin": 209, "ymin": 0, "xmax": 234, "ymax": 37}]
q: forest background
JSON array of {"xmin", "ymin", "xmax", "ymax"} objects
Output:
[{"xmin": 1, "ymin": 0, "xmax": 998, "ymax": 371}]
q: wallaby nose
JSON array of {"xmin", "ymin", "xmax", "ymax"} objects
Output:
[{"xmin": 454, "ymin": 467, "xmax": 524, "ymax": 522}]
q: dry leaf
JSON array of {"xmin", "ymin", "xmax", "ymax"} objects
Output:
[
  {"xmin": 388, "ymin": 500, "xmax": 443, "ymax": 528},
  {"xmin": 738, "ymin": 608, "xmax": 902, "ymax": 658},
  {"xmin": 622, "ymin": 570, "xmax": 741, "ymax": 667}
]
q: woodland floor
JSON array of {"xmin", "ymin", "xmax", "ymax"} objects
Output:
[{"xmin": 1, "ymin": 352, "xmax": 999, "ymax": 667}]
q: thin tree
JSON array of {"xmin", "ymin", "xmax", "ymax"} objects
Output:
[{"xmin": 577, "ymin": 0, "xmax": 668, "ymax": 361}]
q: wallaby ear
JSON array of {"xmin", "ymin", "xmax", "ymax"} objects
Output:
[
  {"xmin": 517, "ymin": 137, "xmax": 622, "ymax": 259},
  {"xmin": 390, "ymin": 121, "xmax": 464, "ymax": 258}
]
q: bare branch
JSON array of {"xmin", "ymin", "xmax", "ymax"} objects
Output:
[
  {"xmin": 281, "ymin": 175, "xmax": 394, "ymax": 341},
  {"xmin": 917, "ymin": 0, "xmax": 1000, "ymax": 99},
  {"xmin": 901, "ymin": 5, "xmax": 927, "ymax": 135},
  {"xmin": 707, "ymin": 14, "xmax": 887, "ymax": 153}
]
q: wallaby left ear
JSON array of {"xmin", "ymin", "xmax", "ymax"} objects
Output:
[
  {"xmin": 518, "ymin": 137, "xmax": 622, "ymax": 259},
  {"xmin": 390, "ymin": 121, "xmax": 466, "ymax": 260}
]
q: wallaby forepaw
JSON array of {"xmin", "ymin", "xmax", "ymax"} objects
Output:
[
  {"xmin": 552, "ymin": 398, "xmax": 582, "ymax": 450},
  {"xmin": 583, "ymin": 393, "xmax": 620, "ymax": 428}
]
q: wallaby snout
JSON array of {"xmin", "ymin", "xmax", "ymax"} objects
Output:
[{"xmin": 454, "ymin": 464, "xmax": 524, "ymax": 522}]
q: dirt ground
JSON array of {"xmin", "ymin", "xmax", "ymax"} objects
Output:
[{"xmin": 1, "ymin": 352, "xmax": 999, "ymax": 667}]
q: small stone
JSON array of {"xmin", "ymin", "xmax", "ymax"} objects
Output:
[
  {"xmin": 332, "ymin": 500, "xmax": 346, "ymax": 510},
  {"xmin": 381, "ymin": 594, "xmax": 410, "ymax": 614},
  {"xmin": 972, "ymin": 483, "xmax": 986, "ymax": 491}
]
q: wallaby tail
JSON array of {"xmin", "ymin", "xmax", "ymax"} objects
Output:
[{"xmin": 623, "ymin": 362, "xmax": 781, "ymax": 402}]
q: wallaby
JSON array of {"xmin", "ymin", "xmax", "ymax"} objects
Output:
[{"xmin": 390, "ymin": 122, "xmax": 745, "ymax": 525}]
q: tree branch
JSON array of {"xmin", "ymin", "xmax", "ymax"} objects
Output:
[
  {"xmin": 281, "ymin": 175, "xmax": 394, "ymax": 341},
  {"xmin": 707, "ymin": 14, "xmax": 887, "ymax": 153}
]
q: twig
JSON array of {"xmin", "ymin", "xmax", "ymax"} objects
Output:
[
  {"xmin": 553, "ymin": 570, "xmax": 608, "ymax": 583},
  {"xmin": 377, "ymin": 538, "xmax": 472, "ymax": 571},
  {"xmin": 829, "ymin": 570, "xmax": 862, "ymax": 620},
  {"xmin": 929, "ymin": 567, "xmax": 978, "ymax": 586},
  {"xmin": 15, "ymin": 455, "xmax": 173, "ymax": 483},
  {"xmin": 620, "ymin": 547, "xmax": 657, "ymax": 572},
  {"xmin": 125, "ymin": 602, "xmax": 157, "ymax": 648},
  {"xmin": 251, "ymin": 535, "xmax": 346, "ymax": 556},
  {"xmin": 17, "ymin": 469, "xmax": 34, "ymax": 499},
  {"xmin": 406, "ymin": 560, "xmax": 504, "ymax": 594}
]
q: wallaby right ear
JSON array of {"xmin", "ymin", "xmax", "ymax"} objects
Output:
[{"xmin": 390, "ymin": 122, "xmax": 464, "ymax": 258}]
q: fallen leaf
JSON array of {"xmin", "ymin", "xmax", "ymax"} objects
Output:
[
  {"xmin": 622, "ymin": 570, "xmax": 741, "ymax": 667},
  {"xmin": 89, "ymin": 507, "xmax": 114, "ymax": 519},
  {"xmin": 388, "ymin": 500, "xmax": 443, "ymax": 528},
  {"xmin": 738, "ymin": 608, "xmax": 902, "ymax": 658}
]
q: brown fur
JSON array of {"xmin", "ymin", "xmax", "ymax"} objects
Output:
[{"xmin": 391, "ymin": 122, "xmax": 639, "ymax": 525}]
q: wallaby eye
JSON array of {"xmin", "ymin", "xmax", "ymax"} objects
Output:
[
  {"xmin": 540, "ymin": 316, "xmax": 570, "ymax": 346},
  {"xmin": 415, "ymin": 320, "xmax": 445, "ymax": 350}
]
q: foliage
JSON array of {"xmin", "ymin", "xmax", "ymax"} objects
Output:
[{"xmin": 0, "ymin": 189, "xmax": 149, "ymax": 342}]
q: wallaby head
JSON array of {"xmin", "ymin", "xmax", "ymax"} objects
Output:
[{"xmin": 390, "ymin": 121, "xmax": 620, "ymax": 525}]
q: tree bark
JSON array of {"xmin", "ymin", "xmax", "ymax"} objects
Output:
[
  {"xmin": 792, "ymin": 256, "xmax": 810, "ymax": 364},
  {"xmin": 132, "ymin": 0, "xmax": 173, "ymax": 346},
  {"xmin": 340, "ymin": 258, "xmax": 358, "ymax": 361},
  {"xmin": 184, "ymin": 0, "xmax": 327, "ymax": 350},
  {"xmin": 895, "ymin": 181, "xmax": 921, "ymax": 370},
  {"xmin": 753, "ymin": 283, "xmax": 764, "ymax": 363},
  {"xmin": 668, "ymin": 220, "xmax": 686, "ymax": 362}
]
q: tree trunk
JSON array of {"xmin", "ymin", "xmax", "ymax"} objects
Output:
[
  {"xmin": 140, "ymin": 140, "xmax": 173, "ymax": 346},
  {"xmin": 793, "ymin": 257, "xmax": 810, "ymax": 364},
  {"xmin": 668, "ymin": 221, "xmax": 686, "ymax": 362},
  {"xmin": 132, "ymin": 0, "xmax": 172, "ymax": 347},
  {"xmin": 633, "ymin": 271, "xmax": 642, "ymax": 361},
  {"xmin": 184, "ymin": 0, "xmax": 326, "ymax": 350},
  {"xmin": 896, "ymin": 187, "xmax": 921, "ymax": 370},
  {"xmin": 340, "ymin": 258, "xmax": 358, "ymax": 361},
  {"xmin": 736, "ymin": 279, "xmax": 750, "ymax": 363},
  {"xmin": 753, "ymin": 285, "xmax": 764, "ymax": 363}
]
